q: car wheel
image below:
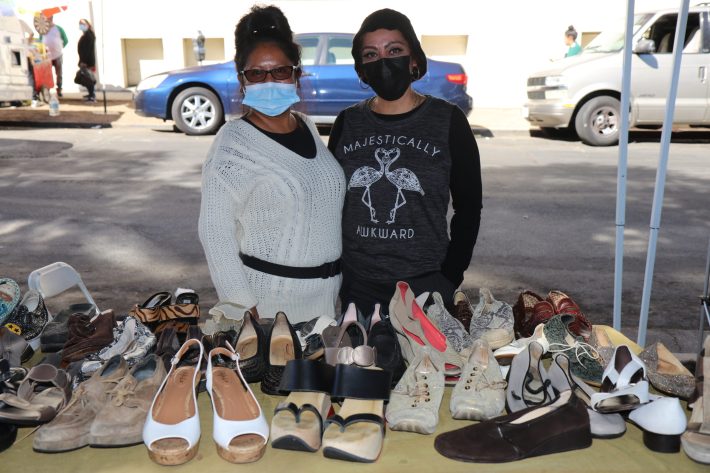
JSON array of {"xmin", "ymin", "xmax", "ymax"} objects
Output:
[
  {"xmin": 575, "ymin": 96, "xmax": 620, "ymax": 146},
  {"xmin": 171, "ymin": 87, "xmax": 223, "ymax": 135}
]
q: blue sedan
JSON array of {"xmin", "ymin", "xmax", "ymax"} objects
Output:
[{"xmin": 134, "ymin": 33, "xmax": 473, "ymax": 135}]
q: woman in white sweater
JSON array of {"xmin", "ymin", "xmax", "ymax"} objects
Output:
[{"xmin": 199, "ymin": 5, "xmax": 345, "ymax": 324}]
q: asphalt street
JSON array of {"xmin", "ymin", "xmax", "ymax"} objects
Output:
[{"xmin": 1, "ymin": 125, "xmax": 709, "ymax": 353}]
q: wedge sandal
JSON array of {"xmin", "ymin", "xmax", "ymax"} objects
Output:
[
  {"xmin": 143, "ymin": 338, "xmax": 203, "ymax": 466},
  {"xmin": 207, "ymin": 345, "xmax": 268, "ymax": 463},
  {"xmin": 271, "ymin": 359, "xmax": 335, "ymax": 452}
]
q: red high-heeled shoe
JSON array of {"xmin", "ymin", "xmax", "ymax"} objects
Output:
[{"xmin": 389, "ymin": 281, "xmax": 463, "ymax": 380}]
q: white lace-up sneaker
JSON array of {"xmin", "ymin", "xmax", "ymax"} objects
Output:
[
  {"xmin": 451, "ymin": 339, "xmax": 507, "ymax": 420},
  {"xmin": 385, "ymin": 346, "xmax": 445, "ymax": 434}
]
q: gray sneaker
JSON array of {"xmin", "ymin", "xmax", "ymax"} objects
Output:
[
  {"xmin": 469, "ymin": 288, "xmax": 514, "ymax": 349},
  {"xmin": 33, "ymin": 355, "xmax": 129, "ymax": 452},
  {"xmin": 426, "ymin": 292, "xmax": 473, "ymax": 355},
  {"xmin": 89, "ymin": 354, "xmax": 167, "ymax": 447},
  {"xmin": 450, "ymin": 339, "xmax": 507, "ymax": 420},
  {"xmin": 385, "ymin": 346, "xmax": 445, "ymax": 434}
]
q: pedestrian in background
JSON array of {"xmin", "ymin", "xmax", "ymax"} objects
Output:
[
  {"xmin": 41, "ymin": 15, "xmax": 68, "ymax": 97},
  {"xmin": 328, "ymin": 8, "xmax": 482, "ymax": 314},
  {"xmin": 77, "ymin": 18, "xmax": 96, "ymax": 102},
  {"xmin": 565, "ymin": 25, "xmax": 582, "ymax": 57}
]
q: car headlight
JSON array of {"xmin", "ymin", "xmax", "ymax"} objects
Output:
[
  {"xmin": 136, "ymin": 74, "xmax": 168, "ymax": 91},
  {"xmin": 544, "ymin": 75, "xmax": 565, "ymax": 87}
]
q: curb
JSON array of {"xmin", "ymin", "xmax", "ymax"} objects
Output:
[
  {"xmin": 471, "ymin": 126, "xmax": 531, "ymax": 138},
  {"xmin": 0, "ymin": 121, "xmax": 112, "ymax": 129}
]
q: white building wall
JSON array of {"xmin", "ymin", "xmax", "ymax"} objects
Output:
[{"xmin": 14, "ymin": 0, "xmax": 682, "ymax": 107}]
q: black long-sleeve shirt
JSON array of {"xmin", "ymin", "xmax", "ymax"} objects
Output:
[
  {"xmin": 77, "ymin": 30, "xmax": 95, "ymax": 68},
  {"xmin": 328, "ymin": 96, "xmax": 481, "ymax": 286}
]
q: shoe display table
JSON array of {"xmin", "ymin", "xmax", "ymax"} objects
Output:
[{"xmin": 2, "ymin": 383, "xmax": 705, "ymax": 472}]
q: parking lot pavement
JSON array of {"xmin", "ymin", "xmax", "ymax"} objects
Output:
[{"xmin": 1, "ymin": 121, "xmax": 709, "ymax": 355}]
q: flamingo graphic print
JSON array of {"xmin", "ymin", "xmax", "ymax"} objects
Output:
[
  {"xmin": 347, "ymin": 148, "xmax": 386, "ymax": 223},
  {"xmin": 348, "ymin": 147, "xmax": 424, "ymax": 225}
]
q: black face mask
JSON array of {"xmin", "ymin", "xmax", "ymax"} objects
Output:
[{"xmin": 361, "ymin": 55, "xmax": 412, "ymax": 101}]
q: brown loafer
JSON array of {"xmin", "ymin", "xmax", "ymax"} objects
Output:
[
  {"xmin": 546, "ymin": 290, "xmax": 592, "ymax": 340},
  {"xmin": 512, "ymin": 291, "xmax": 543, "ymax": 337},
  {"xmin": 434, "ymin": 391, "xmax": 591, "ymax": 463}
]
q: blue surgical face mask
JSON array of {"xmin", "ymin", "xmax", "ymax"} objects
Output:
[
  {"xmin": 79, "ymin": 24, "xmax": 88, "ymax": 32},
  {"xmin": 242, "ymin": 82, "xmax": 300, "ymax": 116}
]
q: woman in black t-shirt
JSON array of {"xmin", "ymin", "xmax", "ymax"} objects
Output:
[{"xmin": 328, "ymin": 8, "xmax": 482, "ymax": 316}]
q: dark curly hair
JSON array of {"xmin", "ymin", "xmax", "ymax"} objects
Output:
[{"xmin": 234, "ymin": 5, "xmax": 301, "ymax": 76}]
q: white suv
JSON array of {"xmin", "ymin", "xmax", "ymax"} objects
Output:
[{"xmin": 524, "ymin": 5, "xmax": 710, "ymax": 146}]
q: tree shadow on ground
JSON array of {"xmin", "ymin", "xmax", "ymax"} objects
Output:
[
  {"xmin": 1, "ymin": 140, "xmax": 708, "ymax": 335},
  {"xmin": 466, "ymin": 161, "xmax": 710, "ymax": 332}
]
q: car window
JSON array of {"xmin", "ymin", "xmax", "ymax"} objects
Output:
[
  {"xmin": 325, "ymin": 36, "xmax": 354, "ymax": 64},
  {"xmin": 299, "ymin": 36, "xmax": 319, "ymax": 65},
  {"xmin": 641, "ymin": 12, "xmax": 700, "ymax": 53}
]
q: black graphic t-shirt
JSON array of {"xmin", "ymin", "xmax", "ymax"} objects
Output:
[{"xmin": 328, "ymin": 96, "xmax": 482, "ymax": 284}]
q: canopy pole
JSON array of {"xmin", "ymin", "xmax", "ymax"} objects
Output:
[
  {"xmin": 698, "ymin": 236, "xmax": 710, "ymax": 351},
  {"xmin": 637, "ymin": 0, "xmax": 690, "ymax": 347},
  {"xmin": 613, "ymin": 0, "xmax": 636, "ymax": 331}
]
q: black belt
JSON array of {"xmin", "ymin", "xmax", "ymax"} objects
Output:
[{"xmin": 239, "ymin": 252, "xmax": 341, "ymax": 279}]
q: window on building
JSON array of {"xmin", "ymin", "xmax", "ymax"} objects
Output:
[
  {"xmin": 122, "ymin": 38, "xmax": 164, "ymax": 86},
  {"xmin": 182, "ymin": 37, "xmax": 225, "ymax": 67},
  {"xmin": 580, "ymin": 32, "xmax": 600, "ymax": 48},
  {"xmin": 420, "ymin": 35, "xmax": 468, "ymax": 56}
]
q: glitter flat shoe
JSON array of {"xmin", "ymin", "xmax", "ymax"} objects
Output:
[{"xmin": 639, "ymin": 342, "xmax": 695, "ymax": 400}]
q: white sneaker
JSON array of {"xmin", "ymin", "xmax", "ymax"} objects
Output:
[
  {"xmin": 450, "ymin": 339, "xmax": 507, "ymax": 420},
  {"xmin": 386, "ymin": 346, "xmax": 445, "ymax": 434}
]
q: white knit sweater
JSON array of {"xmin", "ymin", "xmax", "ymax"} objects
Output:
[{"xmin": 198, "ymin": 114, "xmax": 346, "ymax": 324}]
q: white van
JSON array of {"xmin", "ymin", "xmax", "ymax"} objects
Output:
[
  {"xmin": 0, "ymin": 15, "xmax": 33, "ymax": 103},
  {"xmin": 523, "ymin": 4, "xmax": 710, "ymax": 146}
]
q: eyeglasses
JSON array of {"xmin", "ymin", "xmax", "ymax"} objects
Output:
[{"xmin": 240, "ymin": 65, "xmax": 299, "ymax": 83}]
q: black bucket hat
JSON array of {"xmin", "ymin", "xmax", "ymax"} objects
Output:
[{"xmin": 351, "ymin": 9, "xmax": 427, "ymax": 81}]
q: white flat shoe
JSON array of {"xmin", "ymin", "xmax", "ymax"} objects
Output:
[
  {"xmin": 143, "ymin": 338, "xmax": 203, "ymax": 466},
  {"xmin": 505, "ymin": 341, "xmax": 556, "ymax": 413},
  {"xmin": 207, "ymin": 344, "xmax": 269, "ymax": 463}
]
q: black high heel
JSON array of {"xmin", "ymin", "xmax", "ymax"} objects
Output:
[{"xmin": 261, "ymin": 312, "xmax": 302, "ymax": 395}]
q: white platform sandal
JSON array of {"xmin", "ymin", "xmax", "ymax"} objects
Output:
[
  {"xmin": 206, "ymin": 344, "xmax": 269, "ymax": 463},
  {"xmin": 143, "ymin": 338, "xmax": 203, "ymax": 466}
]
